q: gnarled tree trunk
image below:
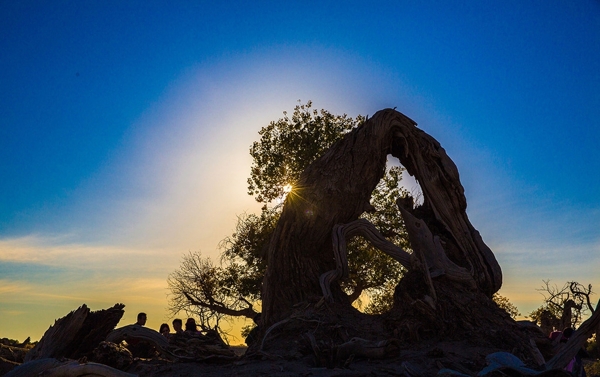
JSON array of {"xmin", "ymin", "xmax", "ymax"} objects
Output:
[{"xmin": 262, "ymin": 109, "xmax": 502, "ymax": 327}]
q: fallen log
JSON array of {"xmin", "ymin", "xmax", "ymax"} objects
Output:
[
  {"xmin": 106, "ymin": 324, "xmax": 169, "ymax": 358},
  {"xmin": 4, "ymin": 358, "xmax": 137, "ymax": 377}
]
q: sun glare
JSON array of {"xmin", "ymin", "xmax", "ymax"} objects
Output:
[{"xmin": 276, "ymin": 184, "xmax": 294, "ymax": 205}]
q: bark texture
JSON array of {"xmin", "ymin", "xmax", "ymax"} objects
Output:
[{"xmin": 262, "ymin": 109, "xmax": 502, "ymax": 326}]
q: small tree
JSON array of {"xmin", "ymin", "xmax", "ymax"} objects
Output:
[
  {"xmin": 167, "ymin": 251, "xmax": 259, "ymax": 331},
  {"xmin": 529, "ymin": 280, "xmax": 594, "ymax": 333}
]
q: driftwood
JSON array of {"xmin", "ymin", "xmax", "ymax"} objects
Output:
[
  {"xmin": 25, "ymin": 303, "xmax": 125, "ymax": 362},
  {"xmin": 106, "ymin": 325, "xmax": 170, "ymax": 352},
  {"xmin": 4, "ymin": 358, "xmax": 137, "ymax": 377}
]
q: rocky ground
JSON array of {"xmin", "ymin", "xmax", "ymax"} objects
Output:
[
  {"xmin": 120, "ymin": 341, "xmax": 572, "ymax": 377},
  {"xmin": 4, "ymin": 336, "xmax": 598, "ymax": 376}
]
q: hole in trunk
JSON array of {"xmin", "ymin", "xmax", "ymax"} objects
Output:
[{"xmin": 342, "ymin": 156, "xmax": 419, "ymax": 315}]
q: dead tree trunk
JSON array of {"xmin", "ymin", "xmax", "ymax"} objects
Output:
[
  {"xmin": 262, "ymin": 109, "xmax": 502, "ymax": 327},
  {"xmin": 25, "ymin": 304, "xmax": 125, "ymax": 362}
]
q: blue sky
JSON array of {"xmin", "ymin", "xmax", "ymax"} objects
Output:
[{"xmin": 1, "ymin": 1, "xmax": 599, "ymax": 342}]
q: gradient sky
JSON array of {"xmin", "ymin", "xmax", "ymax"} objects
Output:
[{"xmin": 1, "ymin": 1, "xmax": 599, "ymax": 343}]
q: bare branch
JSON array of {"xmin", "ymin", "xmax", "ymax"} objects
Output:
[{"xmin": 183, "ymin": 292, "xmax": 257, "ymax": 319}]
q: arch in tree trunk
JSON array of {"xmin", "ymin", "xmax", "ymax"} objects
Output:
[{"xmin": 262, "ymin": 109, "xmax": 502, "ymax": 326}]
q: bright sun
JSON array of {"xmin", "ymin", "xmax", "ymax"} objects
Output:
[{"xmin": 277, "ymin": 184, "xmax": 293, "ymax": 204}]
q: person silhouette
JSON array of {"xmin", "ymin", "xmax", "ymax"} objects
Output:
[{"xmin": 135, "ymin": 312, "xmax": 147, "ymax": 326}]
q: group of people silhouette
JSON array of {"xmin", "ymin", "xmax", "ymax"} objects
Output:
[{"xmin": 134, "ymin": 312, "xmax": 202, "ymax": 339}]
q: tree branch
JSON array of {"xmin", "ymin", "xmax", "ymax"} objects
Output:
[
  {"xmin": 347, "ymin": 281, "xmax": 365, "ymax": 304},
  {"xmin": 320, "ymin": 219, "xmax": 411, "ymax": 302},
  {"xmin": 183, "ymin": 292, "xmax": 257, "ymax": 319},
  {"xmin": 570, "ymin": 281, "xmax": 594, "ymax": 314}
]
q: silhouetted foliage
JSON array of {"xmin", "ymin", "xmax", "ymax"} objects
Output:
[
  {"xmin": 492, "ymin": 293, "xmax": 521, "ymax": 319},
  {"xmin": 248, "ymin": 101, "xmax": 363, "ymax": 203}
]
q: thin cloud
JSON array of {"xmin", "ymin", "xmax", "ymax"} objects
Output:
[
  {"xmin": 0, "ymin": 310, "xmax": 26, "ymax": 316},
  {"xmin": 0, "ymin": 235, "xmax": 170, "ymax": 269},
  {"xmin": 0, "ymin": 279, "xmax": 31, "ymax": 295}
]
